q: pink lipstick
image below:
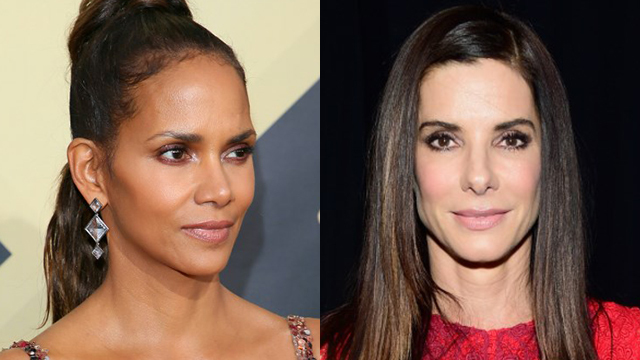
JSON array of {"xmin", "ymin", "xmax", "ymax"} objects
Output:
[
  {"xmin": 182, "ymin": 220, "xmax": 233, "ymax": 244},
  {"xmin": 452, "ymin": 209, "xmax": 509, "ymax": 231}
]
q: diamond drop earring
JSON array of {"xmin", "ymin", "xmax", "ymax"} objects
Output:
[{"xmin": 84, "ymin": 198, "xmax": 109, "ymax": 259}]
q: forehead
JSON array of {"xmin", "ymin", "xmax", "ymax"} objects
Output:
[
  {"xmin": 418, "ymin": 59, "xmax": 537, "ymax": 126},
  {"xmin": 123, "ymin": 55, "xmax": 250, "ymax": 137}
]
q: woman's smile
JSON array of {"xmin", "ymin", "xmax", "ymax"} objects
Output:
[{"xmin": 451, "ymin": 208, "xmax": 511, "ymax": 231}]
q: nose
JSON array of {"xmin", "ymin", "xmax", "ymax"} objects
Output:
[
  {"xmin": 194, "ymin": 156, "xmax": 233, "ymax": 207},
  {"xmin": 460, "ymin": 146, "xmax": 498, "ymax": 195}
]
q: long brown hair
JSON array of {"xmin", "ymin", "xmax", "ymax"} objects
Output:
[
  {"xmin": 43, "ymin": 0, "xmax": 245, "ymax": 324},
  {"xmin": 322, "ymin": 5, "xmax": 597, "ymax": 360}
]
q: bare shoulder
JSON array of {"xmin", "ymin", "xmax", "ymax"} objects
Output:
[
  {"xmin": 0, "ymin": 348, "xmax": 29, "ymax": 360},
  {"xmin": 224, "ymin": 288, "xmax": 319, "ymax": 358},
  {"xmin": 20, "ymin": 306, "xmax": 94, "ymax": 360},
  {"xmin": 226, "ymin": 290, "xmax": 288, "ymax": 329}
]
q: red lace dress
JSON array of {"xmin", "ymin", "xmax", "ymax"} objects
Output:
[{"xmin": 320, "ymin": 301, "xmax": 640, "ymax": 359}]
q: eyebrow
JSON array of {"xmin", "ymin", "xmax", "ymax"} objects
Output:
[
  {"xmin": 419, "ymin": 118, "xmax": 536, "ymax": 133},
  {"xmin": 493, "ymin": 118, "xmax": 536, "ymax": 133},
  {"xmin": 418, "ymin": 121, "xmax": 461, "ymax": 132},
  {"xmin": 146, "ymin": 129, "xmax": 256, "ymax": 144},
  {"xmin": 227, "ymin": 129, "xmax": 257, "ymax": 145},
  {"xmin": 147, "ymin": 131, "xmax": 203, "ymax": 143}
]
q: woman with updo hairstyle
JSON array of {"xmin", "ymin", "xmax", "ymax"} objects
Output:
[
  {"xmin": 0, "ymin": 0, "xmax": 318, "ymax": 359},
  {"xmin": 321, "ymin": 5, "xmax": 639, "ymax": 360}
]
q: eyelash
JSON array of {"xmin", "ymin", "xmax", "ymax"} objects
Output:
[
  {"xmin": 226, "ymin": 145, "xmax": 255, "ymax": 161},
  {"xmin": 424, "ymin": 131, "xmax": 531, "ymax": 152},
  {"xmin": 157, "ymin": 144, "xmax": 255, "ymax": 164},
  {"xmin": 498, "ymin": 131, "xmax": 531, "ymax": 151},
  {"xmin": 425, "ymin": 132, "xmax": 458, "ymax": 152}
]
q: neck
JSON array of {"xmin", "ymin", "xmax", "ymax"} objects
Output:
[
  {"xmin": 83, "ymin": 235, "xmax": 233, "ymax": 353},
  {"xmin": 428, "ymin": 235, "xmax": 533, "ymax": 330}
]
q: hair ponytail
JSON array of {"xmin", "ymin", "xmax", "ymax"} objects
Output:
[
  {"xmin": 43, "ymin": 0, "xmax": 245, "ymax": 324},
  {"xmin": 43, "ymin": 164, "xmax": 108, "ymax": 324}
]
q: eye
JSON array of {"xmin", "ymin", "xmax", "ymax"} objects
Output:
[
  {"xmin": 158, "ymin": 145, "xmax": 190, "ymax": 163},
  {"xmin": 497, "ymin": 131, "xmax": 531, "ymax": 150},
  {"xmin": 425, "ymin": 132, "xmax": 458, "ymax": 152},
  {"xmin": 225, "ymin": 146, "xmax": 254, "ymax": 161}
]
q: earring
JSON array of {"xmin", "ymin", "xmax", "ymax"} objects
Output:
[{"xmin": 84, "ymin": 198, "xmax": 109, "ymax": 259}]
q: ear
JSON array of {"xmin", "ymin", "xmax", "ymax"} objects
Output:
[{"xmin": 67, "ymin": 138, "xmax": 109, "ymax": 207}]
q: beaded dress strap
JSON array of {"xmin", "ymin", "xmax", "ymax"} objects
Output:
[
  {"xmin": 8, "ymin": 340, "xmax": 49, "ymax": 360},
  {"xmin": 287, "ymin": 315, "xmax": 316, "ymax": 360}
]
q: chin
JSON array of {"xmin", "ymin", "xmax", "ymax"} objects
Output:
[
  {"xmin": 455, "ymin": 249, "xmax": 511, "ymax": 266},
  {"xmin": 177, "ymin": 258, "xmax": 231, "ymax": 278},
  {"xmin": 441, "ymin": 232, "xmax": 523, "ymax": 266},
  {"xmin": 169, "ymin": 244, "xmax": 235, "ymax": 278}
]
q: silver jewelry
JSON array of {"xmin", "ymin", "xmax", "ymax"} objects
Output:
[{"xmin": 84, "ymin": 198, "xmax": 109, "ymax": 259}]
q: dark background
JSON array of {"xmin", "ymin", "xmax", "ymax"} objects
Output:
[{"xmin": 321, "ymin": 0, "xmax": 640, "ymax": 315}]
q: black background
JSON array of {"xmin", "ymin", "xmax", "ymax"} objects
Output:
[{"xmin": 321, "ymin": 0, "xmax": 640, "ymax": 314}]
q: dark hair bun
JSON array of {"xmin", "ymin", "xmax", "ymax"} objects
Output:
[{"xmin": 69, "ymin": 0, "xmax": 192, "ymax": 64}]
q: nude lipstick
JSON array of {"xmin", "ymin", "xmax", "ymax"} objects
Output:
[
  {"xmin": 182, "ymin": 220, "xmax": 233, "ymax": 244},
  {"xmin": 452, "ymin": 209, "xmax": 509, "ymax": 231}
]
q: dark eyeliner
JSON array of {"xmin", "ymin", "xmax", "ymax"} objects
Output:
[
  {"xmin": 157, "ymin": 144, "xmax": 189, "ymax": 163},
  {"xmin": 500, "ymin": 130, "xmax": 531, "ymax": 150},
  {"xmin": 240, "ymin": 145, "xmax": 255, "ymax": 155},
  {"xmin": 424, "ymin": 132, "xmax": 456, "ymax": 152},
  {"xmin": 226, "ymin": 145, "xmax": 255, "ymax": 161}
]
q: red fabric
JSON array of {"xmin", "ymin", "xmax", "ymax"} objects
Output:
[
  {"xmin": 424, "ymin": 301, "xmax": 640, "ymax": 359},
  {"xmin": 320, "ymin": 301, "xmax": 640, "ymax": 360},
  {"xmin": 590, "ymin": 302, "xmax": 640, "ymax": 360}
]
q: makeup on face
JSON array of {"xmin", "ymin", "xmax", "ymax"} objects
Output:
[
  {"xmin": 414, "ymin": 59, "xmax": 541, "ymax": 264},
  {"xmin": 451, "ymin": 208, "xmax": 511, "ymax": 231},
  {"xmin": 419, "ymin": 119, "xmax": 535, "ymax": 153},
  {"xmin": 181, "ymin": 219, "xmax": 235, "ymax": 245},
  {"xmin": 101, "ymin": 55, "xmax": 256, "ymax": 276}
]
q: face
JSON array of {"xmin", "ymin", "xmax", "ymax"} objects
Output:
[
  {"xmin": 415, "ymin": 58, "xmax": 541, "ymax": 265},
  {"xmin": 100, "ymin": 55, "xmax": 255, "ymax": 277}
]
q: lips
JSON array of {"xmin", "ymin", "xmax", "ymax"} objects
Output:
[
  {"xmin": 451, "ymin": 209, "xmax": 510, "ymax": 231},
  {"xmin": 182, "ymin": 220, "xmax": 234, "ymax": 244}
]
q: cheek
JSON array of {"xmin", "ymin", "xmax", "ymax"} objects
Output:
[
  {"xmin": 501, "ymin": 154, "xmax": 541, "ymax": 204},
  {"xmin": 109, "ymin": 160, "xmax": 192, "ymax": 232},
  {"xmin": 112, "ymin": 161, "xmax": 256, "ymax": 223},
  {"xmin": 415, "ymin": 155, "xmax": 457, "ymax": 205},
  {"xmin": 106, "ymin": 152, "xmax": 255, "ymax": 243}
]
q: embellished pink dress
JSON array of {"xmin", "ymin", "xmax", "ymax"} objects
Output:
[{"xmin": 320, "ymin": 301, "xmax": 640, "ymax": 359}]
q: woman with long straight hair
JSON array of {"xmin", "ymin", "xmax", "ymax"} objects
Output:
[
  {"xmin": 0, "ymin": 0, "xmax": 318, "ymax": 359},
  {"xmin": 321, "ymin": 5, "xmax": 639, "ymax": 360}
]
